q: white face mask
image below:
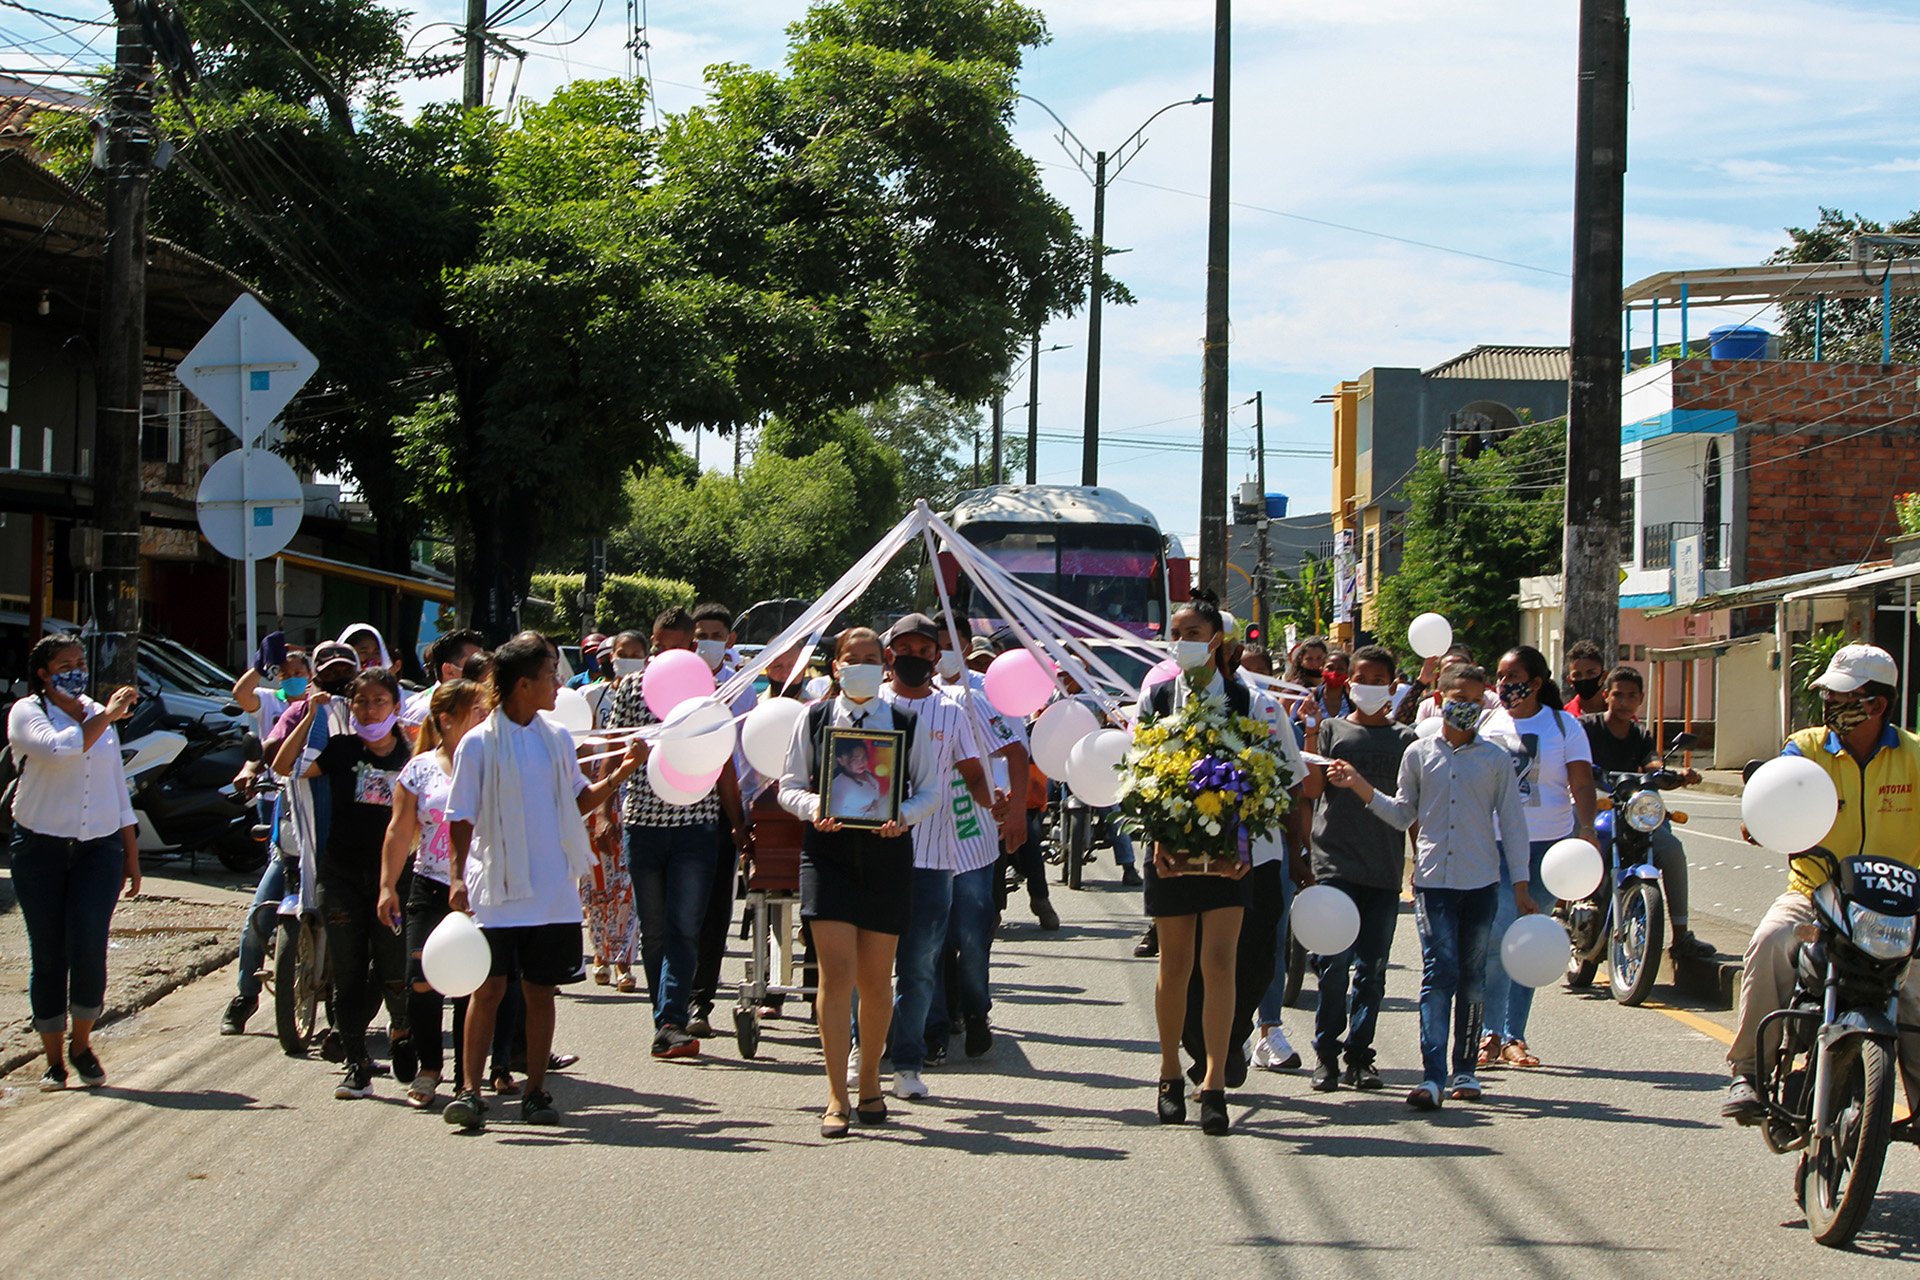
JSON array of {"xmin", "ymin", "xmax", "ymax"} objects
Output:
[
  {"xmin": 838, "ymin": 663, "xmax": 884, "ymax": 701},
  {"xmin": 612, "ymin": 656, "xmax": 646, "ymax": 680},
  {"xmin": 695, "ymin": 639, "xmax": 727, "ymax": 670},
  {"xmin": 1349, "ymin": 682, "xmax": 1393, "ymax": 715},
  {"xmin": 937, "ymin": 650, "xmax": 966, "ymax": 681},
  {"xmin": 1172, "ymin": 640, "xmax": 1215, "ymax": 672}
]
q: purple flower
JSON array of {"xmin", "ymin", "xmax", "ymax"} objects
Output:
[{"xmin": 1188, "ymin": 756, "xmax": 1250, "ymax": 796}]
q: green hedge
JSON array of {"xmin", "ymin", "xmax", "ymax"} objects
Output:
[{"xmin": 525, "ymin": 572, "xmax": 695, "ymax": 636}]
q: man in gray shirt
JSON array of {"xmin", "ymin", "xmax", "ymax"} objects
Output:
[
  {"xmin": 1327, "ymin": 664, "xmax": 1535, "ymax": 1112},
  {"xmin": 1299, "ymin": 645, "xmax": 1417, "ymax": 1093}
]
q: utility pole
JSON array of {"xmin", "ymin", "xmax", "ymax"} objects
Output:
[
  {"xmin": 1083, "ymin": 150, "xmax": 1107, "ymax": 486},
  {"xmin": 1025, "ymin": 332, "xmax": 1041, "ymax": 485},
  {"xmin": 94, "ymin": 2, "xmax": 155, "ymax": 686},
  {"xmin": 990, "ymin": 391, "xmax": 1005, "ymax": 486},
  {"xmin": 972, "ymin": 432, "xmax": 982, "ymax": 489},
  {"xmin": 1562, "ymin": 0, "xmax": 1629, "ymax": 662},
  {"xmin": 1198, "ymin": 0, "xmax": 1232, "ymax": 596},
  {"xmin": 1252, "ymin": 390, "xmax": 1271, "ymax": 642},
  {"xmin": 463, "ymin": 0, "xmax": 487, "ymax": 108}
]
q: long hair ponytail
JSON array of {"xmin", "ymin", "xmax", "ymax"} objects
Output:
[{"xmin": 1505, "ymin": 645, "xmax": 1563, "ymax": 712}]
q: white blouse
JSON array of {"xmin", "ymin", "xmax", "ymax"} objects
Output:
[
  {"xmin": 7, "ymin": 694, "xmax": 137, "ymax": 841},
  {"xmin": 777, "ymin": 694, "xmax": 945, "ymax": 828}
]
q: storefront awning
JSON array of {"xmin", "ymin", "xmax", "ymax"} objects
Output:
[
  {"xmin": 271, "ymin": 549, "xmax": 454, "ymax": 604},
  {"xmin": 1780, "ymin": 559, "xmax": 1920, "ymax": 604}
]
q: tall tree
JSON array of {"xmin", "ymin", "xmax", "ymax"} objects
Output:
[{"xmin": 1771, "ymin": 207, "xmax": 1920, "ymax": 363}]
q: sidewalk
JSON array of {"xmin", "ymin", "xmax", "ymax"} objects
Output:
[{"xmin": 0, "ymin": 855, "xmax": 257, "ymax": 1077}]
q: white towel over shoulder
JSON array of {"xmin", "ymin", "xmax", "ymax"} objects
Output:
[{"xmin": 461, "ymin": 709, "xmax": 595, "ymax": 907}]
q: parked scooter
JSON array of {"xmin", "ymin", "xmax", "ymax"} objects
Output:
[
  {"xmin": 243, "ymin": 737, "xmax": 339, "ymax": 1058},
  {"xmin": 123, "ymin": 691, "xmax": 266, "ymax": 872},
  {"xmin": 1563, "ymin": 732, "xmax": 1694, "ymax": 1006}
]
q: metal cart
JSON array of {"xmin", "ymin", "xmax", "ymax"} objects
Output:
[{"xmin": 733, "ymin": 792, "xmax": 812, "ymax": 1058}]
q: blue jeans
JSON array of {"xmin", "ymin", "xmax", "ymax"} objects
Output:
[
  {"xmin": 236, "ymin": 855, "xmax": 290, "ymax": 1002},
  {"xmin": 1257, "ymin": 856, "xmax": 1300, "ymax": 1026},
  {"xmin": 1105, "ymin": 809, "xmax": 1136, "ymax": 866},
  {"xmin": 1414, "ymin": 883, "xmax": 1498, "ymax": 1086},
  {"xmin": 1482, "ymin": 836, "xmax": 1560, "ymax": 1045},
  {"xmin": 942, "ymin": 863, "xmax": 997, "ymax": 1027},
  {"xmin": 887, "ymin": 867, "xmax": 955, "ymax": 1070},
  {"xmin": 11, "ymin": 827, "xmax": 124, "ymax": 1033},
  {"xmin": 627, "ymin": 822, "xmax": 719, "ymax": 1030},
  {"xmin": 1311, "ymin": 880, "xmax": 1402, "ymax": 1069}
]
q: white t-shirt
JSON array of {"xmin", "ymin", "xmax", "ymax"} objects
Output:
[
  {"xmin": 941, "ymin": 673, "xmax": 1022, "ymax": 873},
  {"xmin": 397, "ymin": 751, "xmax": 456, "ymax": 885},
  {"xmin": 880, "ymin": 685, "xmax": 984, "ymax": 872},
  {"xmin": 1484, "ymin": 705, "xmax": 1591, "ymax": 843},
  {"xmin": 251, "ymin": 687, "xmax": 290, "ymax": 743},
  {"xmin": 447, "ymin": 719, "xmax": 591, "ymax": 928},
  {"xmin": 1247, "ymin": 688, "xmax": 1308, "ymax": 866}
]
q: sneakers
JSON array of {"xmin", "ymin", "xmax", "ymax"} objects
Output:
[
  {"xmin": 68, "ymin": 1045, "xmax": 105, "ymax": 1088},
  {"xmin": 443, "ymin": 1088, "xmax": 488, "ymax": 1131},
  {"xmin": 893, "ymin": 1069, "xmax": 931, "ymax": 1100},
  {"xmin": 1254, "ymin": 1027, "xmax": 1301, "ymax": 1070},
  {"xmin": 651, "ymin": 1026, "xmax": 700, "ymax": 1059},
  {"xmin": 1344, "ymin": 1061, "xmax": 1384, "ymax": 1091},
  {"xmin": 1672, "ymin": 930, "xmax": 1717, "ymax": 960},
  {"xmin": 335, "ymin": 1060, "xmax": 374, "ymax": 1100},
  {"xmin": 38, "ymin": 1064, "xmax": 67, "ymax": 1092},
  {"xmin": 686, "ymin": 1014, "xmax": 714, "ymax": 1039},
  {"xmin": 1310, "ymin": 1060, "xmax": 1340, "ymax": 1092},
  {"xmin": 1120, "ymin": 865, "xmax": 1143, "ymax": 887},
  {"xmin": 1031, "ymin": 897, "xmax": 1060, "ymax": 931},
  {"xmin": 1448, "ymin": 1072, "xmax": 1483, "ymax": 1102},
  {"xmin": 390, "ymin": 1036, "xmax": 418, "ymax": 1087},
  {"xmin": 1723, "ymin": 1076, "xmax": 1765, "ymax": 1125},
  {"xmin": 845, "ymin": 1046, "xmax": 866, "ymax": 1090},
  {"xmin": 318, "ymin": 1027, "xmax": 346, "ymax": 1064},
  {"xmin": 1407, "ymin": 1081, "xmax": 1443, "ymax": 1111},
  {"xmin": 521, "ymin": 1088, "xmax": 559, "ymax": 1124},
  {"xmin": 924, "ymin": 1040, "xmax": 948, "ymax": 1068},
  {"xmin": 1134, "ymin": 927, "xmax": 1159, "ymax": 958},
  {"xmin": 220, "ymin": 994, "xmax": 256, "ymax": 1036},
  {"xmin": 964, "ymin": 1017, "xmax": 993, "ymax": 1058}
]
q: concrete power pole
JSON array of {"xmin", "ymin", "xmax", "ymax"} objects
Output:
[
  {"xmin": 1081, "ymin": 150, "xmax": 1107, "ymax": 487},
  {"xmin": 1562, "ymin": 0, "xmax": 1629, "ymax": 661},
  {"xmin": 1025, "ymin": 332, "xmax": 1040, "ymax": 485},
  {"xmin": 1253, "ymin": 390, "xmax": 1271, "ymax": 641},
  {"xmin": 94, "ymin": 3, "xmax": 155, "ymax": 686},
  {"xmin": 1197, "ymin": 0, "xmax": 1232, "ymax": 596},
  {"xmin": 464, "ymin": 0, "xmax": 488, "ymax": 108}
]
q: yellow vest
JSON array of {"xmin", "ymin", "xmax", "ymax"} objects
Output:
[{"xmin": 1784, "ymin": 723, "xmax": 1920, "ymax": 894}]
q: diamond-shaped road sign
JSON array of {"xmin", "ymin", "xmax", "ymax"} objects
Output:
[{"xmin": 176, "ymin": 295, "xmax": 318, "ymax": 448}]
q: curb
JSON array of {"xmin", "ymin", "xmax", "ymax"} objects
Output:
[
  {"xmin": 0, "ymin": 943, "xmax": 239, "ymax": 1081},
  {"xmin": 1670, "ymin": 949, "xmax": 1742, "ymax": 1011},
  {"xmin": 1692, "ymin": 779, "xmax": 1741, "ymax": 798}
]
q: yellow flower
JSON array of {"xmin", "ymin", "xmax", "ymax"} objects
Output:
[{"xmin": 1194, "ymin": 790, "xmax": 1227, "ymax": 820}]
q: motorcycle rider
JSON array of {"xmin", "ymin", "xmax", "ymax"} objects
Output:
[{"xmin": 1723, "ymin": 644, "xmax": 1920, "ymax": 1123}]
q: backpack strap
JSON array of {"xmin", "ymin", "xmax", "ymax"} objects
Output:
[
  {"xmin": 806, "ymin": 700, "xmax": 834, "ymax": 794},
  {"xmin": 892, "ymin": 703, "xmax": 918, "ymax": 798},
  {"xmin": 1224, "ymin": 676, "xmax": 1252, "ymax": 719}
]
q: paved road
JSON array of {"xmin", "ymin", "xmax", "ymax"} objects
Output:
[
  {"xmin": 4, "ymin": 871, "xmax": 1918, "ymax": 1277},
  {"xmin": 1664, "ymin": 787, "xmax": 1789, "ymax": 949}
]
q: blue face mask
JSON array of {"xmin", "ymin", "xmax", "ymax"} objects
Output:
[
  {"xmin": 280, "ymin": 676, "xmax": 309, "ymax": 699},
  {"xmin": 49, "ymin": 668, "xmax": 89, "ymax": 698}
]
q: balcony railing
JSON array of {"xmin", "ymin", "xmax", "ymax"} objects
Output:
[{"xmin": 1642, "ymin": 521, "xmax": 1729, "ymax": 571}]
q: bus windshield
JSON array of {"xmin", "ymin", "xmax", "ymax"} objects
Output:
[{"xmin": 965, "ymin": 523, "xmax": 1166, "ymax": 637}]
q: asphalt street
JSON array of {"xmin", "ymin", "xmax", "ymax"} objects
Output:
[{"xmin": 3, "ymin": 862, "xmax": 1918, "ymax": 1278}]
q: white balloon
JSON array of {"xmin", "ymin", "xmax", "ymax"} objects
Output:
[
  {"xmin": 741, "ymin": 697, "xmax": 808, "ymax": 778},
  {"xmin": 658, "ymin": 696, "xmax": 738, "ymax": 776},
  {"xmin": 1065, "ymin": 728, "xmax": 1130, "ymax": 806},
  {"xmin": 1741, "ymin": 755, "xmax": 1839, "ymax": 853},
  {"xmin": 546, "ymin": 685, "xmax": 594, "ymax": 735},
  {"xmin": 1415, "ymin": 715, "xmax": 1443, "ymax": 740},
  {"xmin": 1291, "ymin": 884, "xmax": 1362, "ymax": 956},
  {"xmin": 1031, "ymin": 700, "xmax": 1100, "ymax": 779},
  {"xmin": 1407, "ymin": 613, "xmax": 1454, "ymax": 660},
  {"xmin": 1540, "ymin": 837, "xmax": 1603, "ymax": 902},
  {"xmin": 1501, "ymin": 914, "xmax": 1572, "ymax": 988},
  {"xmin": 647, "ymin": 750, "xmax": 720, "ymax": 806},
  {"xmin": 421, "ymin": 910, "xmax": 492, "ymax": 998}
]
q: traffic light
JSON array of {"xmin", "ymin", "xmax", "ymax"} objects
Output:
[{"xmin": 1244, "ymin": 620, "xmax": 1264, "ymax": 648}]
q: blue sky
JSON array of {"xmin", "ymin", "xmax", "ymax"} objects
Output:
[{"xmin": 17, "ymin": 0, "xmax": 1920, "ymax": 548}]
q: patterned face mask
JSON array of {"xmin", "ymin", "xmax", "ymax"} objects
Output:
[
  {"xmin": 1824, "ymin": 697, "xmax": 1875, "ymax": 736},
  {"xmin": 1441, "ymin": 699, "xmax": 1483, "ymax": 734}
]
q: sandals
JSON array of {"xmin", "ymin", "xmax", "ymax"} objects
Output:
[
  {"xmin": 856, "ymin": 1096, "xmax": 889, "ymax": 1125},
  {"xmin": 821, "ymin": 1106, "xmax": 852, "ymax": 1139},
  {"xmin": 406, "ymin": 1072, "xmax": 442, "ymax": 1109},
  {"xmin": 489, "ymin": 1069, "xmax": 521, "ymax": 1096},
  {"xmin": 1476, "ymin": 1033, "xmax": 1503, "ymax": 1069},
  {"xmin": 1499, "ymin": 1039, "xmax": 1541, "ymax": 1069},
  {"xmin": 1157, "ymin": 1078, "xmax": 1187, "ymax": 1125}
]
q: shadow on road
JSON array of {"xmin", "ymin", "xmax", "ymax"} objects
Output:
[{"xmin": 97, "ymin": 1086, "xmax": 290, "ymax": 1112}]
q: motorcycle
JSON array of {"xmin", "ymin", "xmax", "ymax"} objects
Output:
[
  {"xmin": 1563, "ymin": 731, "xmax": 1694, "ymax": 1006},
  {"xmin": 124, "ymin": 692, "xmax": 266, "ymax": 872},
  {"xmin": 1748, "ymin": 842, "xmax": 1920, "ymax": 1247},
  {"xmin": 247, "ymin": 743, "xmax": 338, "ymax": 1058}
]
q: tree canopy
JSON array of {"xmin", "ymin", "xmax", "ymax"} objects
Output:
[{"xmin": 1770, "ymin": 207, "xmax": 1920, "ymax": 363}]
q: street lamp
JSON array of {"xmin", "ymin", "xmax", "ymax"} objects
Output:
[
  {"xmin": 993, "ymin": 337, "xmax": 1070, "ymax": 486},
  {"xmin": 1020, "ymin": 92, "xmax": 1210, "ymax": 486}
]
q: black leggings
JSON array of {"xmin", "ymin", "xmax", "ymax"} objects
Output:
[
  {"xmin": 403, "ymin": 873, "xmax": 514, "ymax": 1079},
  {"xmin": 320, "ymin": 874, "xmax": 409, "ymax": 1067}
]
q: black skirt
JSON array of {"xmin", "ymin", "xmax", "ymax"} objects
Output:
[
  {"xmin": 1143, "ymin": 855, "xmax": 1252, "ymax": 918},
  {"xmin": 800, "ymin": 826, "xmax": 914, "ymax": 936}
]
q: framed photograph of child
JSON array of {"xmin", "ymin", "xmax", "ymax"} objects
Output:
[{"xmin": 819, "ymin": 727, "xmax": 905, "ymax": 829}]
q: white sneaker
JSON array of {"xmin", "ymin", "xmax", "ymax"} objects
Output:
[
  {"xmin": 893, "ymin": 1069, "xmax": 930, "ymax": 1100},
  {"xmin": 1248, "ymin": 1032, "xmax": 1274, "ymax": 1069},
  {"xmin": 1261, "ymin": 1027, "xmax": 1302, "ymax": 1070},
  {"xmin": 845, "ymin": 1046, "xmax": 863, "ymax": 1090}
]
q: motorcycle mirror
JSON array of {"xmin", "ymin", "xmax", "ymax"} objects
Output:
[
  {"xmin": 223, "ymin": 702, "xmax": 244, "ymax": 717},
  {"xmin": 1666, "ymin": 732, "xmax": 1696, "ymax": 756},
  {"xmin": 1741, "ymin": 758, "xmax": 1766, "ymax": 784}
]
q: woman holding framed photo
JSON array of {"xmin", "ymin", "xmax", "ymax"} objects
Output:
[{"xmin": 777, "ymin": 627, "xmax": 945, "ymax": 1138}]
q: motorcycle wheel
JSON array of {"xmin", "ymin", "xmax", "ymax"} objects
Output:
[
  {"xmin": 1608, "ymin": 882, "xmax": 1664, "ymax": 1006},
  {"xmin": 1566, "ymin": 958, "xmax": 1599, "ymax": 989},
  {"xmin": 216, "ymin": 828, "xmax": 269, "ymax": 874},
  {"xmin": 274, "ymin": 917, "xmax": 327, "ymax": 1056},
  {"xmin": 1801, "ymin": 1037, "xmax": 1895, "ymax": 1247},
  {"xmin": 1064, "ymin": 808, "xmax": 1087, "ymax": 891}
]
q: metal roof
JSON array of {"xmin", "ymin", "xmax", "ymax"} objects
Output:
[
  {"xmin": 1781, "ymin": 559, "xmax": 1920, "ymax": 603},
  {"xmin": 1622, "ymin": 261, "xmax": 1920, "ymax": 313},
  {"xmin": 946, "ymin": 484, "xmax": 1163, "ymax": 532},
  {"xmin": 1423, "ymin": 344, "xmax": 1570, "ymax": 381},
  {"xmin": 1642, "ymin": 562, "xmax": 1877, "ymax": 617}
]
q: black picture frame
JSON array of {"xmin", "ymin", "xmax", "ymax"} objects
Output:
[{"xmin": 819, "ymin": 727, "xmax": 905, "ymax": 829}]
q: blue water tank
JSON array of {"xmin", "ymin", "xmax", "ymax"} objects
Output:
[
  {"xmin": 1708, "ymin": 325, "xmax": 1770, "ymax": 360},
  {"xmin": 1265, "ymin": 493, "xmax": 1288, "ymax": 519}
]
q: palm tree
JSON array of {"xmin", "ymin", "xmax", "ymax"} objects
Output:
[{"xmin": 1270, "ymin": 552, "xmax": 1334, "ymax": 636}]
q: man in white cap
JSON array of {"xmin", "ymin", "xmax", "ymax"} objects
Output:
[{"xmin": 1723, "ymin": 643, "xmax": 1920, "ymax": 1123}]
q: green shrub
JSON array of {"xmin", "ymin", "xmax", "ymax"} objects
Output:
[{"xmin": 526, "ymin": 572, "xmax": 695, "ymax": 636}]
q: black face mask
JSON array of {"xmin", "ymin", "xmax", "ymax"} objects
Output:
[
  {"xmin": 1571, "ymin": 676, "xmax": 1603, "ymax": 701},
  {"xmin": 891, "ymin": 654, "xmax": 935, "ymax": 689},
  {"xmin": 317, "ymin": 673, "xmax": 355, "ymax": 696}
]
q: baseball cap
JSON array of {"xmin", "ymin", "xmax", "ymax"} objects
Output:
[
  {"xmin": 1811, "ymin": 643, "xmax": 1898, "ymax": 693},
  {"xmin": 581, "ymin": 632, "xmax": 607, "ymax": 650},
  {"xmin": 311, "ymin": 641, "xmax": 359, "ymax": 678},
  {"xmin": 885, "ymin": 612, "xmax": 940, "ymax": 644},
  {"xmin": 968, "ymin": 635, "xmax": 995, "ymax": 658}
]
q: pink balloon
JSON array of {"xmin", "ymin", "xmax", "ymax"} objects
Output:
[
  {"xmin": 984, "ymin": 648, "xmax": 1057, "ymax": 718},
  {"xmin": 656, "ymin": 754, "xmax": 723, "ymax": 792},
  {"xmin": 641, "ymin": 649, "xmax": 715, "ymax": 719},
  {"xmin": 1140, "ymin": 658, "xmax": 1178, "ymax": 692}
]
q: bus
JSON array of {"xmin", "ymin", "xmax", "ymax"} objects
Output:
[{"xmin": 941, "ymin": 484, "xmax": 1180, "ymax": 640}]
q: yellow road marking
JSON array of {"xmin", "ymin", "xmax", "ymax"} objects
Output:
[{"xmin": 1642, "ymin": 998, "xmax": 1735, "ymax": 1045}]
